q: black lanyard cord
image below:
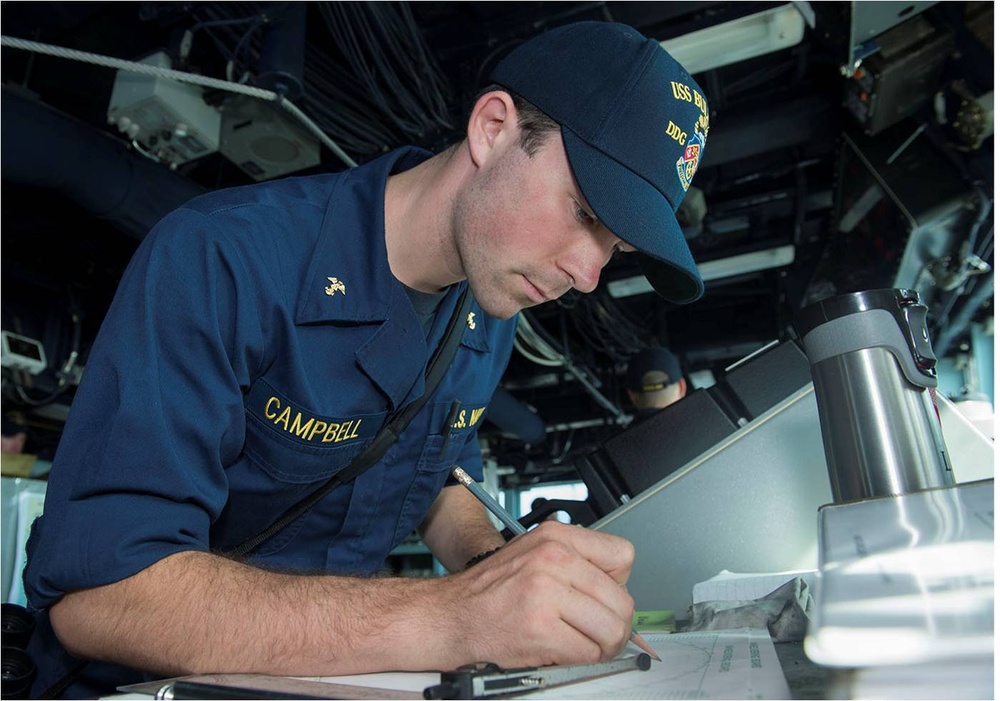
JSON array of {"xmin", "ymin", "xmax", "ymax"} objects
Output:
[{"xmin": 224, "ymin": 286, "xmax": 473, "ymax": 559}]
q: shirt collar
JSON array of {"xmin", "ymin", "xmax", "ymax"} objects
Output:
[{"xmin": 296, "ymin": 146, "xmax": 434, "ymax": 325}]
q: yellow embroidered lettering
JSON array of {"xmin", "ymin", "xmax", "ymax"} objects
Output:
[
  {"xmin": 265, "ymin": 397, "xmax": 280, "ymax": 419},
  {"xmin": 334, "ymin": 421, "xmax": 354, "ymax": 443},
  {"xmin": 290, "ymin": 413, "xmax": 315, "ymax": 439},
  {"xmin": 308, "ymin": 421, "xmax": 328, "ymax": 441},
  {"xmin": 671, "ymin": 81, "xmax": 692, "ymax": 102},
  {"xmin": 274, "ymin": 406, "xmax": 291, "ymax": 431},
  {"xmin": 469, "ymin": 407, "xmax": 486, "ymax": 426},
  {"xmin": 455, "ymin": 410, "xmax": 467, "ymax": 429},
  {"xmin": 263, "ymin": 399, "xmax": 363, "ymax": 444},
  {"xmin": 693, "ymin": 90, "xmax": 708, "ymax": 116},
  {"xmin": 665, "ymin": 121, "xmax": 687, "ymax": 145}
]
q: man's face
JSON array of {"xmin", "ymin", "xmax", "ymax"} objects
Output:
[{"xmin": 453, "ymin": 130, "xmax": 633, "ymax": 319}]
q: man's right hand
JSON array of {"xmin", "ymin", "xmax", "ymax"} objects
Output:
[{"xmin": 433, "ymin": 521, "xmax": 637, "ymax": 668}]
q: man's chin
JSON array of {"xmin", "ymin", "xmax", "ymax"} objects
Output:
[
  {"xmin": 478, "ymin": 297, "xmax": 534, "ymax": 321},
  {"xmin": 483, "ymin": 306, "xmax": 521, "ymax": 321}
]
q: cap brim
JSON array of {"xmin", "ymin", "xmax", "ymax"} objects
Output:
[{"xmin": 561, "ymin": 127, "xmax": 704, "ymax": 304}]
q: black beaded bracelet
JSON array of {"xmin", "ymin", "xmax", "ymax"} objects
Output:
[{"xmin": 464, "ymin": 546, "xmax": 503, "ymax": 570}]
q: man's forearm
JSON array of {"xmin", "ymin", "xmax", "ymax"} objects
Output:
[
  {"xmin": 49, "ymin": 550, "xmax": 462, "ymax": 677},
  {"xmin": 49, "ymin": 521, "xmax": 639, "ymax": 677},
  {"xmin": 419, "ymin": 484, "xmax": 507, "ymax": 572}
]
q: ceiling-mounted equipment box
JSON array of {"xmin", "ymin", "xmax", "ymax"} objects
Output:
[
  {"xmin": 107, "ymin": 51, "xmax": 221, "ymax": 169},
  {"xmin": 218, "ymin": 95, "xmax": 321, "ymax": 182},
  {"xmin": 844, "ymin": 15, "xmax": 954, "ymax": 136}
]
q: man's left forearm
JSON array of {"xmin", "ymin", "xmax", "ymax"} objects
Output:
[{"xmin": 419, "ymin": 483, "xmax": 508, "ymax": 572}]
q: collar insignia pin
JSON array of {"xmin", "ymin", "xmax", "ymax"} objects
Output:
[
  {"xmin": 325, "ymin": 277, "xmax": 346, "ymax": 296},
  {"xmin": 466, "ymin": 312, "xmax": 476, "ymax": 330}
]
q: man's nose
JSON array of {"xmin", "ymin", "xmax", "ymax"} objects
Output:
[
  {"xmin": 571, "ymin": 231, "xmax": 624, "ymax": 293},
  {"xmin": 568, "ymin": 247, "xmax": 608, "ymax": 294}
]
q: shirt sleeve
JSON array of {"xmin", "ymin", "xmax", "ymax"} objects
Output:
[{"xmin": 24, "ymin": 207, "xmax": 262, "ymax": 609}]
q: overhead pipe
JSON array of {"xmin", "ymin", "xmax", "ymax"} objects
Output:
[
  {"xmin": 484, "ymin": 387, "xmax": 547, "ymax": 446},
  {"xmin": 1, "ymin": 87, "xmax": 207, "ymax": 239}
]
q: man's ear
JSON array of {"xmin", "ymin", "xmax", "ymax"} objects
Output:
[
  {"xmin": 466, "ymin": 90, "xmax": 517, "ymax": 168},
  {"xmin": 677, "ymin": 377, "xmax": 688, "ymax": 398}
]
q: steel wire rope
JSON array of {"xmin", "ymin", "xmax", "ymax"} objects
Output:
[{"xmin": 0, "ymin": 35, "xmax": 357, "ymax": 168}]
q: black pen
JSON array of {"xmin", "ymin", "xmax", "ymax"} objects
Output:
[
  {"xmin": 451, "ymin": 466, "xmax": 663, "ymax": 662},
  {"xmin": 439, "ymin": 399, "xmax": 461, "ymax": 457}
]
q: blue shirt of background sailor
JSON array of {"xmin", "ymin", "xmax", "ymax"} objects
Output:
[{"xmin": 22, "ymin": 147, "xmax": 517, "ymax": 692}]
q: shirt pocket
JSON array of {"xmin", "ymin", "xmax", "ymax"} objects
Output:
[
  {"xmin": 389, "ymin": 399, "xmax": 487, "ymax": 545},
  {"xmin": 243, "ymin": 379, "xmax": 385, "ymax": 484}
]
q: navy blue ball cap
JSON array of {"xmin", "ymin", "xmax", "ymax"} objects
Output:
[
  {"xmin": 627, "ymin": 347, "xmax": 683, "ymax": 391},
  {"xmin": 490, "ymin": 21, "xmax": 710, "ymax": 304}
]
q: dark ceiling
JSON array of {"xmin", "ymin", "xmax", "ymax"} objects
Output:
[{"xmin": 0, "ymin": 1, "xmax": 994, "ymax": 486}]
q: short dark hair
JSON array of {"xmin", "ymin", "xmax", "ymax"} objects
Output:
[{"xmin": 474, "ymin": 84, "xmax": 559, "ymax": 156}]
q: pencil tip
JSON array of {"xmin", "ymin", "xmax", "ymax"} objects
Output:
[{"xmin": 630, "ymin": 631, "xmax": 661, "ymax": 661}]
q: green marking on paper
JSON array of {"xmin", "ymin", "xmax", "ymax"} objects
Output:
[
  {"xmin": 632, "ymin": 610, "xmax": 675, "ymax": 632},
  {"xmin": 719, "ymin": 644, "xmax": 734, "ymax": 672}
]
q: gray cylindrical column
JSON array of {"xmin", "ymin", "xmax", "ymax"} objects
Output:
[{"xmin": 795, "ymin": 289, "xmax": 954, "ymax": 502}]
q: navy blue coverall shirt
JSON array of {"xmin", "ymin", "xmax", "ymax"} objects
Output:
[{"xmin": 22, "ymin": 147, "xmax": 518, "ymax": 697}]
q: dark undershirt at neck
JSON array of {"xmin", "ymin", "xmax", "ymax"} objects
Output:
[{"xmin": 404, "ymin": 284, "xmax": 449, "ymax": 335}]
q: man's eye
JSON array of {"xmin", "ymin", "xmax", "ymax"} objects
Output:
[{"xmin": 574, "ymin": 203, "xmax": 596, "ymax": 226}]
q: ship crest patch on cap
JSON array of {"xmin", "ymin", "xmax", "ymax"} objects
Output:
[
  {"xmin": 666, "ymin": 80, "xmax": 710, "ymax": 193},
  {"xmin": 676, "ymin": 131, "xmax": 706, "ymax": 192}
]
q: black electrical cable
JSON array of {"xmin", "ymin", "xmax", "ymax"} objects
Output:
[
  {"xmin": 320, "ymin": 2, "xmax": 446, "ymax": 141},
  {"xmin": 975, "ymin": 225, "xmax": 993, "ymax": 261},
  {"xmin": 568, "ymin": 294, "xmax": 649, "ymax": 362},
  {"xmin": 370, "ymin": 3, "xmax": 450, "ymax": 132},
  {"xmin": 230, "ymin": 16, "xmax": 265, "ymax": 80},
  {"xmin": 189, "ymin": 13, "xmax": 267, "ymax": 32},
  {"xmin": 11, "ymin": 303, "xmax": 83, "ymax": 408},
  {"xmin": 397, "ymin": 3, "xmax": 453, "ymax": 126}
]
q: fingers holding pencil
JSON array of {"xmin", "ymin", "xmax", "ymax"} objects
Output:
[{"xmin": 452, "ymin": 466, "xmax": 661, "ymax": 663}]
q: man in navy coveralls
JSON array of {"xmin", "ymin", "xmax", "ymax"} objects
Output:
[{"xmin": 23, "ymin": 20, "xmax": 709, "ymax": 697}]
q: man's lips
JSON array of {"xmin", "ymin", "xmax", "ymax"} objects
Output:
[{"xmin": 521, "ymin": 275, "xmax": 548, "ymax": 303}]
